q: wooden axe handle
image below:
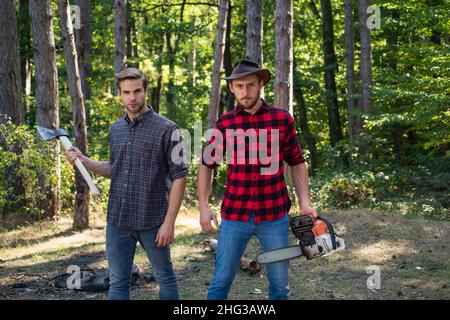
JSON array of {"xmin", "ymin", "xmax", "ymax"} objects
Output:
[{"xmin": 59, "ymin": 136, "xmax": 100, "ymax": 196}]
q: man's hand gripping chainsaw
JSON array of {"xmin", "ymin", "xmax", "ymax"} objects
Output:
[{"xmin": 256, "ymin": 214, "xmax": 345, "ymax": 264}]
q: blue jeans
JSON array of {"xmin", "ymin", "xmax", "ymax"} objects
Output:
[
  {"xmin": 207, "ymin": 213, "xmax": 290, "ymax": 300},
  {"xmin": 106, "ymin": 223, "xmax": 180, "ymax": 300}
]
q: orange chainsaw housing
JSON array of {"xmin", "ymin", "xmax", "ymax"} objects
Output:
[{"xmin": 312, "ymin": 219, "xmax": 329, "ymax": 237}]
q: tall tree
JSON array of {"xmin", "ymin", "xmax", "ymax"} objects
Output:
[
  {"xmin": 275, "ymin": 0, "xmax": 293, "ymax": 114},
  {"xmin": 320, "ymin": 0, "xmax": 343, "ymax": 146},
  {"xmin": 75, "ymin": 0, "xmax": 92, "ymax": 101},
  {"xmin": 222, "ymin": 1, "xmax": 234, "ymax": 112},
  {"xmin": 246, "ymin": 0, "xmax": 264, "ymax": 98},
  {"xmin": 0, "ymin": 0, "xmax": 24, "ymax": 125},
  {"xmin": 359, "ymin": 0, "xmax": 372, "ymax": 115},
  {"xmin": 58, "ymin": 0, "xmax": 90, "ymax": 230},
  {"xmin": 245, "ymin": 0, "xmax": 263, "ymax": 66},
  {"xmin": 151, "ymin": 43, "xmax": 163, "ymax": 114},
  {"xmin": 0, "ymin": 0, "xmax": 26, "ymax": 213},
  {"xmin": 126, "ymin": 8, "xmax": 139, "ymax": 68},
  {"xmin": 18, "ymin": 0, "xmax": 32, "ymax": 101},
  {"xmin": 344, "ymin": 0, "xmax": 359, "ymax": 138},
  {"xmin": 29, "ymin": 0, "xmax": 61, "ymax": 218},
  {"xmin": 165, "ymin": 29, "xmax": 176, "ymax": 117},
  {"xmin": 207, "ymin": 0, "xmax": 229, "ymax": 129},
  {"xmin": 114, "ymin": 0, "xmax": 127, "ymax": 93},
  {"xmin": 165, "ymin": 0, "xmax": 187, "ymax": 119}
]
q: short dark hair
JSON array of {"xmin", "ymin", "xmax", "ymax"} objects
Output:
[{"xmin": 115, "ymin": 67, "xmax": 148, "ymax": 91}]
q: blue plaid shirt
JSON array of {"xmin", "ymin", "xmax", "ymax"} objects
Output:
[{"xmin": 107, "ymin": 106, "xmax": 187, "ymax": 230}]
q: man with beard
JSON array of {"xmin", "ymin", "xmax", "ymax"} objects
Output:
[
  {"xmin": 197, "ymin": 59, "xmax": 317, "ymax": 300},
  {"xmin": 65, "ymin": 68, "xmax": 187, "ymax": 300}
]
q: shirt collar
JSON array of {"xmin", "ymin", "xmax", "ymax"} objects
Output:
[
  {"xmin": 233, "ymin": 99, "xmax": 270, "ymax": 116},
  {"xmin": 124, "ymin": 105, "xmax": 154, "ymax": 125}
]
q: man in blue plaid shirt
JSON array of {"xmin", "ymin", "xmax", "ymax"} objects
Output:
[{"xmin": 65, "ymin": 68, "xmax": 187, "ymax": 300}]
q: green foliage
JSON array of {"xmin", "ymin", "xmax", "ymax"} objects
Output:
[{"xmin": 0, "ymin": 122, "xmax": 53, "ymax": 217}]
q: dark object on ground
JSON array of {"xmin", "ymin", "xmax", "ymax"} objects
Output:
[{"xmin": 52, "ymin": 264, "xmax": 143, "ymax": 292}]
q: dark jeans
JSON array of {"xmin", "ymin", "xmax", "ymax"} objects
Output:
[{"xmin": 106, "ymin": 223, "xmax": 179, "ymax": 300}]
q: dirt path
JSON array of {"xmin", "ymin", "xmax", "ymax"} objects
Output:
[{"xmin": 0, "ymin": 209, "xmax": 449, "ymax": 300}]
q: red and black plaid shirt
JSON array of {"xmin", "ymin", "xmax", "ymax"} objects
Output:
[{"xmin": 202, "ymin": 100, "xmax": 305, "ymax": 223}]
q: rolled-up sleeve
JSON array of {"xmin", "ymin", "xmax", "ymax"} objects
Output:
[
  {"xmin": 164, "ymin": 124, "xmax": 188, "ymax": 181},
  {"xmin": 282, "ymin": 114, "xmax": 305, "ymax": 166}
]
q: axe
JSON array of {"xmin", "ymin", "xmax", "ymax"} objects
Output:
[{"xmin": 37, "ymin": 126, "xmax": 100, "ymax": 196}]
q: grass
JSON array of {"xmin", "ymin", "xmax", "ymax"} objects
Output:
[{"xmin": 0, "ymin": 207, "xmax": 449, "ymax": 300}]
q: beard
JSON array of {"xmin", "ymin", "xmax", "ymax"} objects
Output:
[
  {"xmin": 236, "ymin": 95, "xmax": 260, "ymax": 110},
  {"xmin": 125, "ymin": 99, "xmax": 146, "ymax": 114}
]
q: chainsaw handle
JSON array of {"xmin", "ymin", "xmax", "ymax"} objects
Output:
[{"xmin": 59, "ymin": 136, "xmax": 100, "ymax": 196}]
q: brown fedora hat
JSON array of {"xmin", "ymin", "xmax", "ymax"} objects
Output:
[{"xmin": 224, "ymin": 59, "xmax": 271, "ymax": 85}]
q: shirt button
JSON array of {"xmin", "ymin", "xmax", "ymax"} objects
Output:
[
  {"xmin": 125, "ymin": 170, "xmax": 129, "ymax": 173},
  {"xmin": 128, "ymin": 142, "xmax": 131, "ymax": 145},
  {"xmin": 122, "ymin": 199, "xmax": 125, "ymax": 202}
]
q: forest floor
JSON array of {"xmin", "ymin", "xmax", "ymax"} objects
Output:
[{"xmin": 0, "ymin": 207, "xmax": 449, "ymax": 300}]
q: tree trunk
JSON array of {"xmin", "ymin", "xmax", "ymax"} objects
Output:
[
  {"xmin": 58, "ymin": 0, "xmax": 90, "ymax": 230},
  {"xmin": 29, "ymin": 0, "xmax": 61, "ymax": 219},
  {"xmin": 275, "ymin": 0, "xmax": 293, "ymax": 114},
  {"xmin": 344, "ymin": 0, "xmax": 359, "ymax": 139},
  {"xmin": 187, "ymin": 18, "xmax": 197, "ymax": 110},
  {"xmin": 114, "ymin": 0, "xmax": 127, "ymax": 94},
  {"xmin": 245, "ymin": 0, "xmax": 263, "ymax": 67},
  {"xmin": 0, "ymin": 0, "xmax": 26, "ymax": 215},
  {"xmin": 207, "ymin": 0, "xmax": 229, "ymax": 129},
  {"xmin": 386, "ymin": 10, "xmax": 399, "ymax": 71},
  {"xmin": 320, "ymin": 0, "xmax": 343, "ymax": 146},
  {"xmin": 75, "ymin": 0, "xmax": 92, "ymax": 100},
  {"xmin": 0, "ymin": 0, "xmax": 25, "ymax": 125},
  {"xmin": 359, "ymin": 0, "xmax": 372, "ymax": 115},
  {"xmin": 18, "ymin": 0, "xmax": 32, "ymax": 102},
  {"xmin": 293, "ymin": 65, "xmax": 318, "ymax": 173},
  {"xmin": 165, "ymin": 0, "xmax": 187, "ymax": 119},
  {"xmin": 165, "ymin": 30, "xmax": 177, "ymax": 118},
  {"xmin": 75, "ymin": 0, "xmax": 92, "ymax": 128},
  {"xmin": 151, "ymin": 43, "xmax": 163, "ymax": 114},
  {"xmin": 223, "ymin": 2, "xmax": 234, "ymax": 112},
  {"xmin": 246, "ymin": 0, "xmax": 264, "ymax": 98},
  {"xmin": 126, "ymin": 9, "xmax": 138, "ymax": 68}
]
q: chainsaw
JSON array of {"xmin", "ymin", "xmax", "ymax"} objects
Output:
[{"xmin": 256, "ymin": 214, "xmax": 345, "ymax": 264}]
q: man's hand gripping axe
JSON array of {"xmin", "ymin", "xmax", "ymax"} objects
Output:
[{"xmin": 37, "ymin": 126, "xmax": 100, "ymax": 196}]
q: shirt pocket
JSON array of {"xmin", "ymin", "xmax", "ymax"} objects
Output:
[{"xmin": 133, "ymin": 139, "xmax": 162, "ymax": 168}]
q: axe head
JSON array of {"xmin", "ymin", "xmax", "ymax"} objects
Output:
[{"xmin": 37, "ymin": 126, "xmax": 70, "ymax": 141}]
